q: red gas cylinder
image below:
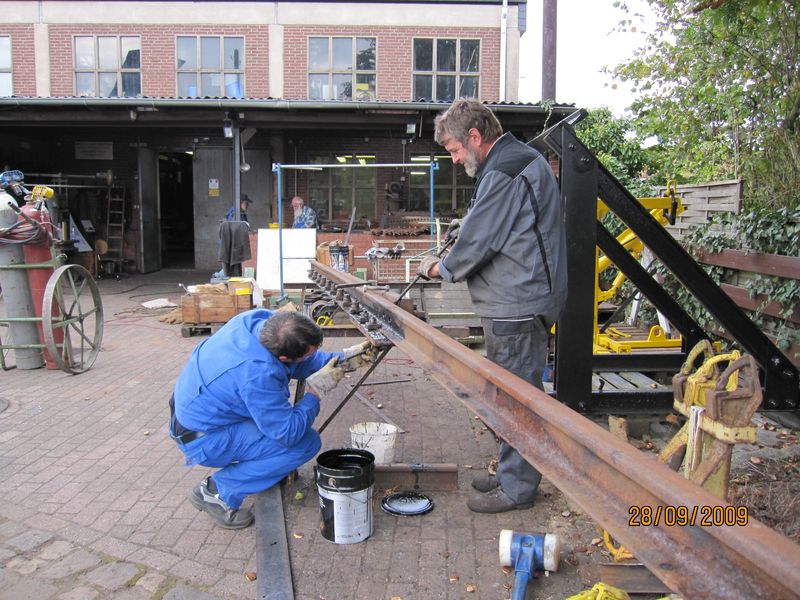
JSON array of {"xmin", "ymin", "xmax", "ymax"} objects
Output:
[{"xmin": 20, "ymin": 199, "xmax": 61, "ymax": 369}]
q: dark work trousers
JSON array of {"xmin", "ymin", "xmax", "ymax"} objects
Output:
[{"xmin": 481, "ymin": 315, "xmax": 549, "ymax": 504}]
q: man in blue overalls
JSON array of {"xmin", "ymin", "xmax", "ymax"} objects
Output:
[{"xmin": 170, "ymin": 309, "xmax": 374, "ymax": 529}]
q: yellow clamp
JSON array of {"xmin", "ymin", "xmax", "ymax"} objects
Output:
[
  {"xmin": 671, "ymin": 399, "xmax": 757, "ymax": 444},
  {"xmin": 602, "ymin": 529, "xmax": 635, "ymax": 562},
  {"xmin": 315, "ymin": 315, "xmax": 333, "ymax": 327}
]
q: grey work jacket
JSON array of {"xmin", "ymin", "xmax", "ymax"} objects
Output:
[{"xmin": 438, "ymin": 132, "xmax": 567, "ymax": 321}]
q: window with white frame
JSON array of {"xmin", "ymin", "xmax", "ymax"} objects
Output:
[
  {"xmin": 74, "ymin": 36, "xmax": 141, "ymax": 97},
  {"xmin": 409, "ymin": 153, "xmax": 473, "ymax": 215},
  {"xmin": 0, "ymin": 36, "xmax": 12, "ymax": 97},
  {"xmin": 308, "ymin": 37, "xmax": 376, "ymax": 101},
  {"xmin": 306, "ymin": 153, "xmax": 377, "ymax": 222},
  {"xmin": 177, "ymin": 36, "xmax": 244, "ymax": 98},
  {"xmin": 412, "ymin": 38, "xmax": 479, "ymax": 102}
]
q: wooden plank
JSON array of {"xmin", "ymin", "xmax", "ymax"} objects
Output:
[
  {"xmin": 721, "ymin": 283, "xmax": 800, "ymax": 323},
  {"xmin": 618, "ymin": 371, "xmax": 668, "ymax": 390},
  {"xmin": 254, "ymin": 486, "xmax": 294, "ymax": 600},
  {"xmin": 598, "ymin": 372, "xmax": 637, "ymax": 390},
  {"xmin": 695, "ymin": 248, "xmax": 800, "ymax": 279}
]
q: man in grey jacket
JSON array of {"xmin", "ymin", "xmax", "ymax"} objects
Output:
[{"xmin": 418, "ymin": 99, "xmax": 567, "ymax": 513}]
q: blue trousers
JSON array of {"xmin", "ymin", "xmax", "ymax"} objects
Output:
[{"xmin": 177, "ymin": 420, "xmax": 321, "ymax": 509}]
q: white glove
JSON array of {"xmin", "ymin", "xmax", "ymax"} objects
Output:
[
  {"xmin": 445, "ymin": 218, "xmax": 462, "ymax": 243},
  {"xmin": 306, "ymin": 357, "xmax": 345, "ymax": 394},
  {"xmin": 342, "ymin": 340, "xmax": 377, "ymax": 370},
  {"xmin": 417, "ymin": 255, "xmax": 441, "ymax": 280}
]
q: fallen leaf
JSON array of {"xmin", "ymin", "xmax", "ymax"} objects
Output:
[
  {"xmin": 501, "ymin": 566, "xmax": 512, "ymax": 575},
  {"xmin": 244, "ymin": 572, "xmax": 257, "ymax": 582},
  {"xmin": 562, "ymin": 510, "xmax": 571, "ymax": 518},
  {"xmin": 750, "ymin": 456, "xmax": 762, "ymax": 465},
  {"xmin": 465, "ymin": 584, "xmax": 476, "ymax": 593},
  {"xmin": 294, "ymin": 491, "xmax": 305, "ymax": 501},
  {"xmin": 376, "ymin": 404, "xmax": 383, "ymax": 409},
  {"xmin": 665, "ymin": 414, "xmax": 679, "ymax": 425},
  {"xmin": 391, "ymin": 597, "xmax": 402, "ymax": 600},
  {"xmin": 143, "ymin": 431, "xmax": 150, "ymax": 436},
  {"xmin": 292, "ymin": 532, "xmax": 304, "ymax": 539},
  {"xmin": 591, "ymin": 538, "xmax": 603, "ymax": 546},
  {"xmin": 574, "ymin": 546, "xmax": 589, "ymax": 553},
  {"xmin": 503, "ymin": 583, "xmax": 513, "ymax": 590},
  {"xmin": 449, "ymin": 575, "xmax": 459, "ymax": 583},
  {"xmin": 464, "ymin": 464, "xmax": 473, "ymax": 469}
]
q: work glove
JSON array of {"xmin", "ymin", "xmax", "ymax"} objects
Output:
[
  {"xmin": 444, "ymin": 218, "xmax": 462, "ymax": 243},
  {"xmin": 306, "ymin": 357, "xmax": 345, "ymax": 395},
  {"xmin": 417, "ymin": 255, "xmax": 441, "ymax": 280},
  {"xmin": 342, "ymin": 340, "xmax": 378, "ymax": 370}
]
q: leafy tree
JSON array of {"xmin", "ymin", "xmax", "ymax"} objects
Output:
[
  {"xmin": 610, "ymin": 0, "xmax": 799, "ymax": 209},
  {"xmin": 575, "ymin": 107, "xmax": 659, "ymax": 198}
]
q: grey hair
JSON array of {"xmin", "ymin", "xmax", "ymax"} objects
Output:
[
  {"xmin": 434, "ymin": 99, "xmax": 503, "ymax": 145},
  {"xmin": 260, "ymin": 311, "xmax": 323, "ymax": 359}
]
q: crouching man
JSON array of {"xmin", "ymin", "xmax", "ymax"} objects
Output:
[{"xmin": 169, "ymin": 309, "xmax": 374, "ymax": 529}]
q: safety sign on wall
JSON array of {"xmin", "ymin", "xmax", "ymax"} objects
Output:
[{"xmin": 208, "ymin": 178, "xmax": 220, "ymax": 197}]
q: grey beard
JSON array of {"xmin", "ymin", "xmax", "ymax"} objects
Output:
[
  {"xmin": 293, "ymin": 208, "xmax": 303, "ymax": 219},
  {"xmin": 464, "ymin": 147, "xmax": 481, "ymax": 178}
]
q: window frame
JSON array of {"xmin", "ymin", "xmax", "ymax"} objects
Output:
[
  {"xmin": 306, "ymin": 152, "xmax": 378, "ymax": 223},
  {"xmin": 73, "ymin": 35, "xmax": 141, "ymax": 98},
  {"xmin": 176, "ymin": 35, "xmax": 245, "ymax": 98},
  {"xmin": 307, "ymin": 36, "xmax": 377, "ymax": 101},
  {"xmin": 412, "ymin": 37, "xmax": 480, "ymax": 102},
  {"xmin": 408, "ymin": 152, "xmax": 473, "ymax": 214},
  {"xmin": 0, "ymin": 36, "xmax": 12, "ymax": 97}
]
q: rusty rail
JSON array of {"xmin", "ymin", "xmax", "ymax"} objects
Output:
[{"xmin": 310, "ymin": 261, "xmax": 800, "ymax": 599}]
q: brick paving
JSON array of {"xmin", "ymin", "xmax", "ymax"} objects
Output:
[{"xmin": 0, "ymin": 269, "xmax": 594, "ymax": 600}]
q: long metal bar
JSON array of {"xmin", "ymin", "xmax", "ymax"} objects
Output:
[
  {"xmin": 316, "ymin": 346, "xmax": 391, "ymax": 434},
  {"xmin": 310, "ymin": 260, "xmax": 800, "ymax": 600}
]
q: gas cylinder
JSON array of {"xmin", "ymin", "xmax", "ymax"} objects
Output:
[
  {"xmin": 0, "ymin": 191, "xmax": 43, "ymax": 368},
  {"xmin": 20, "ymin": 195, "xmax": 61, "ymax": 369}
]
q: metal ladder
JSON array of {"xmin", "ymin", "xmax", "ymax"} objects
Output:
[{"xmin": 102, "ymin": 187, "xmax": 126, "ymax": 274}]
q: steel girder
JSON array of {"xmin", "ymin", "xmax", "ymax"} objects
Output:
[{"xmin": 310, "ymin": 261, "xmax": 800, "ymax": 599}]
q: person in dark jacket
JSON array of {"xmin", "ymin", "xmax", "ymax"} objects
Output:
[
  {"xmin": 170, "ymin": 309, "xmax": 374, "ymax": 528},
  {"xmin": 418, "ymin": 99, "xmax": 567, "ymax": 513}
]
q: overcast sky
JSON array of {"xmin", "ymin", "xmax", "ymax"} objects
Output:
[{"xmin": 518, "ymin": 0, "xmax": 656, "ymax": 115}]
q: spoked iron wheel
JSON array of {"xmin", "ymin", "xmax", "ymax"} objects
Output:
[{"xmin": 42, "ymin": 264, "xmax": 104, "ymax": 374}]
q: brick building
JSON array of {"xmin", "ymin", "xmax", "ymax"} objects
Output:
[{"xmin": 0, "ymin": 0, "xmax": 572, "ymax": 273}]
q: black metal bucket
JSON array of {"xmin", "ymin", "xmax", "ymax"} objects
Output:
[{"xmin": 315, "ymin": 448, "xmax": 374, "ymax": 544}]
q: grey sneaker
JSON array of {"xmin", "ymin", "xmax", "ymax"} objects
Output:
[
  {"xmin": 466, "ymin": 487, "xmax": 533, "ymax": 514},
  {"xmin": 471, "ymin": 473, "xmax": 500, "ymax": 493},
  {"xmin": 189, "ymin": 477, "xmax": 254, "ymax": 530}
]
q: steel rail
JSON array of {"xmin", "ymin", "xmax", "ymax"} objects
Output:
[{"xmin": 311, "ymin": 261, "xmax": 800, "ymax": 600}]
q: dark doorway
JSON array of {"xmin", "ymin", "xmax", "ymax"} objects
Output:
[{"xmin": 159, "ymin": 152, "xmax": 194, "ymax": 268}]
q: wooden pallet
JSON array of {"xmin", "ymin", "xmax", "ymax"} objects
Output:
[{"xmin": 180, "ymin": 322, "xmax": 225, "ymax": 337}]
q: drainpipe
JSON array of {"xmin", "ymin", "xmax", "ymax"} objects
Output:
[{"xmin": 499, "ymin": 0, "xmax": 508, "ymax": 102}]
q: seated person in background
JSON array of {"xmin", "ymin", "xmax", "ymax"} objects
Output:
[
  {"xmin": 226, "ymin": 193, "xmax": 252, "ymax": 222},
  {"xmin": 291, "ymin": 196, "xmax": 318, "ymax": 228}
]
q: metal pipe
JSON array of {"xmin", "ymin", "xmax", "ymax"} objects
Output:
[{"xmin": 310, "ymin": 260, "xmax": 800, "ymax": 600}]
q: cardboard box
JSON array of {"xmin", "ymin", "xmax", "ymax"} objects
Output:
[
  {"xmin": 181, "ymin": 294, "xmax": 252, "ymax": 324},
  {"xmin": 227, "ymin": 277, "xmax": 254, "ymax": 295}
]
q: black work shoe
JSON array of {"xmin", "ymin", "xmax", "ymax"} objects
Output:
[
  {"xmin": 189, "ymin": 477, "xmax": 254, "ymax": 530},
  {"xmin": 471, "ymin": 473, "xmax": 500, "ymax": 493},
  {"xmin": 466, "ymin": 487, "xmax": 533, "ymax": 514}
]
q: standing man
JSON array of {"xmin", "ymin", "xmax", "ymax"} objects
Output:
[
  {"xmin": 418, "ymin": 99, "xmax": 567, "ymax": 514},
  {"xmin": 291, "ymin": 195, "xmax": 318, "ymax": 228},
  {"xmin": 170, "ymin": 309, "xmax": 374, "ymax": 528},
  {"xmin": 226, "ymin": 193, "xmax": 252, "ymax": 222}
]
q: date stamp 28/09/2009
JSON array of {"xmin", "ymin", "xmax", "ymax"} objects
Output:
[{"xmin": 628, "ymin": 504, "xmax": 749, "ymax": 527}]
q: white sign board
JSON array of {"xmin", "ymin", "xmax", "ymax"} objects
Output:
[{"xmin": 256, "ymin": 228, "xmax": 317, "ymax": 291}]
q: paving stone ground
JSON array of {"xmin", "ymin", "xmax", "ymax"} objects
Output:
[{"xmin": 8, "ymin": 268, "xmax": 791, "ymax": 599}]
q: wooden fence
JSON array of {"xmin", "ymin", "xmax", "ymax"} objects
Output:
[
  {"xmin": 660, "ymin": 180, "xmax": 743, "ymax": 239},
  {"xmin": 694, "ymin": 248, "xmax": 800, "ymax": 367}
]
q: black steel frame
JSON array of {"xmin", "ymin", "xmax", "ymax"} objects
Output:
[{"xmin": 535, "ymin": 112, "xmax": 799, "ymax": 413}]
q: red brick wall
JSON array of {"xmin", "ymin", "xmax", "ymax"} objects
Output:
[
  {"xmin": 48, "ymin": 25, "xmax": 269, "ymax": 97},
  {"xmin": 283, "ymin": 25, "xmax": 500, "ymax": 101},
  {"xmin": 3, "ymin": 25, "xmax": 36, "ymax": 96}
]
